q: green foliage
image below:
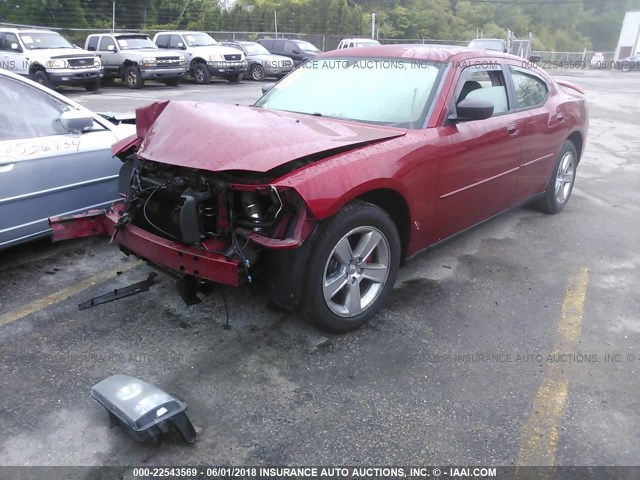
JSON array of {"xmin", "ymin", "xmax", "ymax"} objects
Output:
[{"xmin": 2, "ymin": 0, "xmax": 640, "ymax": 50}]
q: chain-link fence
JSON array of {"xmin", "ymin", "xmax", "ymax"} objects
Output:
[
  {"xmin": 1, "ymin": 22, "xmax": 470, "ymax": 52},
  {"xmin": 532, "ymin": 50, "xmax": 616, "ymax": 62},
  {"xmin": 1, "ymin": 22, "xmax": 616, "ymax": 62}
]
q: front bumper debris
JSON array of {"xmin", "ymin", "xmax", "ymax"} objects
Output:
[{"xmin": 50, "ymin": 207, "xmax": 244, "ymax": 287}]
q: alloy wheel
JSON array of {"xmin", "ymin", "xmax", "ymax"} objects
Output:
[
  {"xmin": 555, "ymin": 151, "xmax": 575, "ymax": 205},
  {"xmin": 322, "ymin": 226, "xmax": 390, "ymax": 318}
]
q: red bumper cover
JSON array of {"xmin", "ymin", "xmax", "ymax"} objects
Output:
[{"xmin": 50, "ymin": 209, "xmax": 243, "ymax": 287}]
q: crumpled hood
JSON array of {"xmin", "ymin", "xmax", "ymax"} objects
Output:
[{"xmin": 126, "ymin": 101, "xmax": 406, "ymax": 173}]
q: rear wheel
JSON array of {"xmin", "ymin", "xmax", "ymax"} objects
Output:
[
  {"xmin": 84, "ymin": 79, "xmax": 101, "ymax": 91},
  {"xmin": 192, "ymin": 62, "xmax": 211, "ymax": 84},
  {"xmin": 538, "ymin": 140, "xmax": 578, "ymax": 214},
  {"xmin": 250, "ymin": 64, "xmax": 265, "ymax": 81},
  {"xmin": 301, "ymin": 200, "xmax": 400, "ymax": 333},
  {"xmin": 33, "ymin": 70, "xmax": 53, "ymax": 89},
  {"xmin": 124, "ymin": 66, "xmax": 144, "ymax": 89}
]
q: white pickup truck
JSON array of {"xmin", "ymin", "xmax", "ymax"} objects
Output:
[
  {"xmin": 153, "ymin": 31, "xmax": 247, "ymax": 84},
  {"xmin": 0, "ymin": 28, "xmax": 103, "ymax": 91}
]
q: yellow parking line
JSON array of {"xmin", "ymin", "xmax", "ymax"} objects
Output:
[
  {"xmin": 517, "ymin": 266, "xmax": 590, "ymax": 469},
  {"xmin": 0, "ymin": 261, "xmax": 141, "ymax": 327}
]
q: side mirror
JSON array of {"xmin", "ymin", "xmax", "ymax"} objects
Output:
[
  {"xmin": 177, "ymin": 42, "xmax": 186, "ymax": 49},
  {"xmin": 529, "ymin": 54, "xmax": 542, "ymax": 63},
  {"xmin": 10, "ymin": 42, "xmax": 21, "ymax": 52},
  {"xmin": 449, "ymin": 98, "xmax": 494, "ymax": 122},
  {"xmin": 107, "ymin": 44, "xmax": 117, "ymax": 52},
  {"xmin": 262, "ymin": 83, "xmax": 276, "ymax": 94},
  {"xmin": 292, "ymin": 49, "xmax": 300, "ymax": 54},
  {"xmin": 60, "ymin": 111, "xmax": 94, "ymax": 132}
]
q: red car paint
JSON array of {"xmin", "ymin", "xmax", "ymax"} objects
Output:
[
  {"xmin": 118, "ymin": 101, "xmax": 406, "ymax": 173},
  {"xmin": 54, "ymin": 45, "xmax": 588, "ymax": 286}
]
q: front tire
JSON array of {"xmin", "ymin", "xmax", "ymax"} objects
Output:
[
  {"xmin": 538, "ymin": 140, "xmax": 578, "ymax": 214},
  {"xmin": 124, "ymin": 66, "xmax": 144, "ymax": 89},
  {"xmin": 192, "ymin": 62, "xmax": 211, "ymax": 84},
  {"xmin": 301, "ymin": 200, "xmax": 400, "ymax": 333},
  {"xmin": 250, "ymin": 64, "xmax": 265, "ymax": 81},
  {"xmin": 84, "ymin": 79, "xmax": 101, "ymax": 91},
  {"xmin": 33, "ymin": 70, "xmax": 53, "ymax": 89}
]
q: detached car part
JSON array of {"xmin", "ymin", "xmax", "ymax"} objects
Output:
[{"xmin": 91, "ymin": 374, "xmax": 196, "ymax": 444}]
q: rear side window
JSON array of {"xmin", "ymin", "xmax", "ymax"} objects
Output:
[
  {"xmin": 0, "ymin": 76, "xmax": 68, "ymax": 141},
  {"xmin": 509, "ymin": 67, "xmax": 548, "ymax": 109},
  {"xmin": 86, "ymin": 36, "xmax": 99, "ymax": 51},
  {"xmin": 272, "ymin": 40, "xmax": 284, "ymax": 52},
  {"xmin": 258, "ymin": 39, "xmax": 272, "ymax": 49}
]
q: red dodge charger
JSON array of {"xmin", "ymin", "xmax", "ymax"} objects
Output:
[{"xmin": 52, "ymin": 45, "xmax": 588, "ymax": 333}]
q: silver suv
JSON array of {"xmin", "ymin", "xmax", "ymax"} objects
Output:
[
  {"xmin": 0, "ymin": 28, "xmax": 103, "ymax": 91},
  {"xmin": 153, "ymin": 31, "xmax": 247, "ymax": 83},
  {"xmin": 85, "ymin": 33, "xmax": 187, "ymax": 88}
]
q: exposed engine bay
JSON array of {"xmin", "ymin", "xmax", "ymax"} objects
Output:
[{"xmin": 115, "ymin": 155, "xmax": 316, "ymax": 286}]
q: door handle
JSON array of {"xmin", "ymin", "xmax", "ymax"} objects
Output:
[
  {"xmin": 0, "ymin": 156, "xmax": 16, "ymax": 173},
  {"xmin": 507, "ymin": 124, "xmax": 519, "ymax": 136},
  {"xmin": 557, "ymin": 113, "xmax": 565, "ymax": 123}
]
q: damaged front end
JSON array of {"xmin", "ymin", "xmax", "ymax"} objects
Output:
[{"xmin": 50, "ymin": 156, "xmax": 317, "ymax": 305}]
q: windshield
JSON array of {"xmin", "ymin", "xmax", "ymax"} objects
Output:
[
  {"xmin": 117, "ymin": 36, "xmax": 157, "ymax": 50},
  {"xmin": 469, "ymin": 39, "xmax": 504, "ymax": 51},
  {"xmin": 184, "ymin": 33, "xmax": 218, "ymax": 47},
  {"xmin": 255, "ymin": 58, "xmax": 441, "ymax": 128},
  {"xmin": 244, "ymin": 43, "xmax": 270, "ymax": 55},
  {"xmin": 295, "ymin": 40, "xmax": 320, "ymax": 52},
  {"xmin": 19, "ymin": 32, "xmax": 73, "ymax": 50}
]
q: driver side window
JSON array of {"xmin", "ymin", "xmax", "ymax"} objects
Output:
[
  {"xmin": 455, "ymin": 66, "xmax": 509, "ymax": 116},
  {"xmin": 0, "ymin": 76, "xmax": 68, "ymax": 141}
]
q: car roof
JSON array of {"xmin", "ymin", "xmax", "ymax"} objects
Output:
[
  {"xmin": 341, "ymin": 38, "xmax": 379, "ymax": 42},
  {"xmin": 322, "ymin": 44, "xmax": 517, "ymax": 62},
  {"xmin": 0, "ymin": 28, "xmax": 57, "ymax": 34},
  {"xmin": 113, "ymin": 33, "xmax": 150, "ymax": 37},
  {"xmin": 155, "ymin": 31, "xmax": 210, "ymax": 35}
]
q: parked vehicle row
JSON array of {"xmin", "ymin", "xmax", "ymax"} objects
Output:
[{"xmin": 1, "ymin": 28, "xmax": 390, "ymax": 90}]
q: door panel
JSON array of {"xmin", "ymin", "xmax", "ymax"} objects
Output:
[
  {"xmin": 0, "ymin": 74, "xmax": 121, "ymax": 248},
  {"xmin": 0, "ymin": 130, "xmax": 120, "ymax": 248},
  {"xmin": 430, "ymin": 64, "xmax": 523, "ymax": 243},
  {"xmin": 432, "ymin": 116, "xmax": 522, "ymax": 242},
  {"xmin": 507, "ymin": 66, "xmax": 558, "ymax": 202}
]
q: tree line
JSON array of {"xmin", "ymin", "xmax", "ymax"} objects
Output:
[{"xmin": 2, "ymin": 0, "xmax": 640, "ymax": 51}]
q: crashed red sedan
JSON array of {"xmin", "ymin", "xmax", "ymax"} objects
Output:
[{"xmin": 51, "ymin": 45, "xmax": 588, "ymax": 333}]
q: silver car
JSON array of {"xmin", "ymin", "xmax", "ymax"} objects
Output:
[
  {"xmin": 222, "ymin": 41, "xmax": 294, "ymax": 81},
  {"xmin": 0, "ymin": 69, "xmax": 135, "ymax": 249}
]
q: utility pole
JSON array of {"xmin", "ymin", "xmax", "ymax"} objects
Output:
[
  {"xmin": 371, "ymin": 12, "xmax": 376, "ymax": 39},
  {"xmin": 112, "ymin": 2, "xmax": 115, "ymax": 33},
  {"xmin": 274, "ymin": 10, "xmax": 278, "ymax": 37}
]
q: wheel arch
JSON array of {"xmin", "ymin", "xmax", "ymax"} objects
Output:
[
  {"xmin": 566, "ymin": 131, "xmax": 583, "ymax": 163},
  {"xmin": 28, "ymin": 63, "xmax": 46, "ymax": 77},
  {"xmin": 355, "ymin": 188, "xmax": 412, "ymax": 262}
]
